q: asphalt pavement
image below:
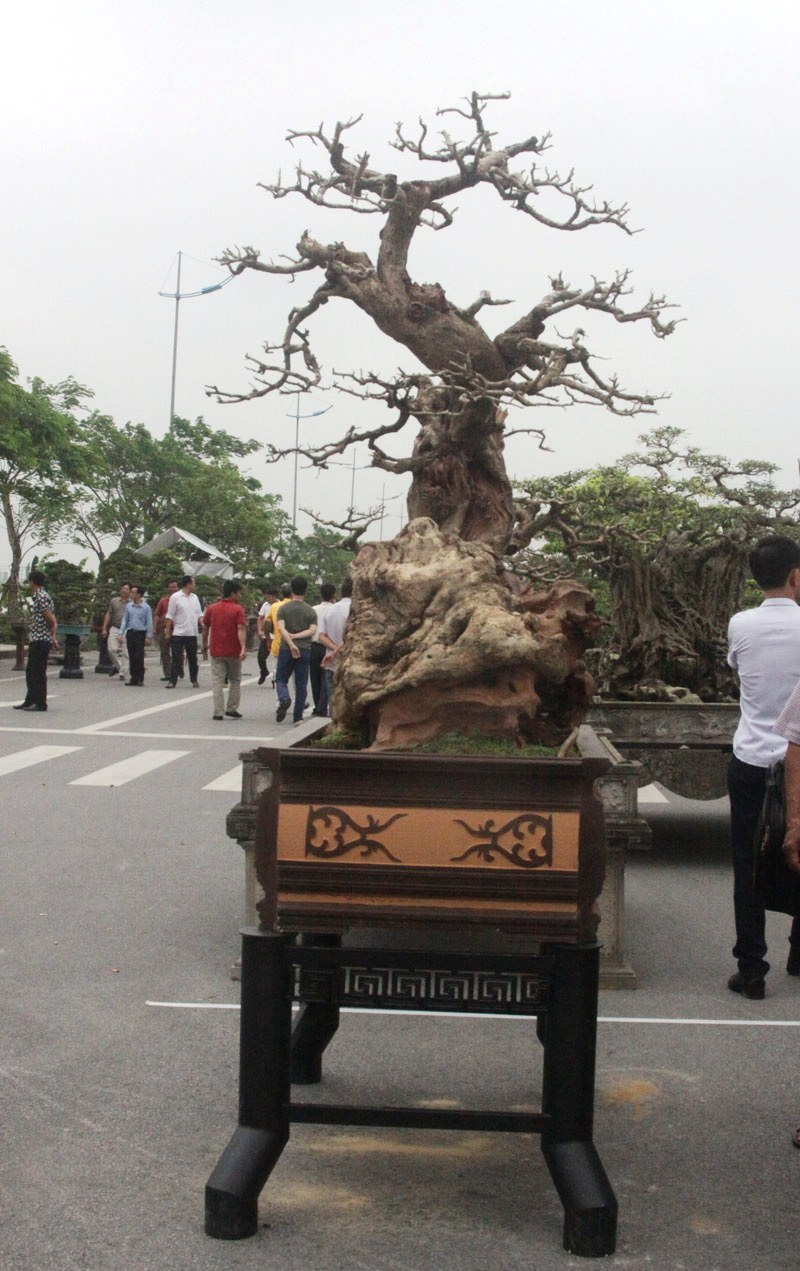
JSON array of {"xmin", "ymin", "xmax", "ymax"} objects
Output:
[{"xmin": 2, "ymin": 652, "xmax": 800, "ymax": 1269}]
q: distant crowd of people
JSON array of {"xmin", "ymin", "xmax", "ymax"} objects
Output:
[{"xmin": 14, "ymin": 570, "xmax": 352, "ymax": 725}]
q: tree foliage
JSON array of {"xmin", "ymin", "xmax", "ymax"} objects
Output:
[
  {"xmin": 69, "ymin": 414, "xmax": 283, "ymax": 573},
  {"xmin": 0, "ymin": 349, "xmax": 91, "ymax": 617},
  {"xmin": 516, "ymin": 427, "xmax": 800, "ymax": 699}
]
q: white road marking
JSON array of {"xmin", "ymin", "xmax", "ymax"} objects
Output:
[
  {"xmin": 70, "ymin": 749, "xmax": 189, "ymax": 786},
  {"xmin": 203, "ymin": 765, "xmax": 244, "ymax": 792},
  {"xmin": 0, "ymin": 744, "xmax": 81, "ymax": 775},
  {"xmin": 145, "ymin": 1002, "xmax": 800, "ymax": 1026},
  {"xmin": 74, "ymin": 693, "xmax": 214, "ymax": 733},
  {"xmin": 0, "ymin": 726, "xmax": 277, "ymax": 742},
  {"xmin": 0, "ymin": 695, "xmax": 59, "ymax": 708},
  {"xmin": 637, "ymin": 783, "xmax": 670, "ymax": 805}
]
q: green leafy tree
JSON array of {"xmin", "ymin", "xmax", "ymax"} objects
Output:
[
  {"xmin": 516, "ymin": 427, "xmax": 800, "ymax": 700},
  {"xmin": 0, "ymin": 350, "xmax": 90, "ymax": 618},
  {"xmin": 70, "ymin": 414, "xmax": 285, "ymax": 573}
]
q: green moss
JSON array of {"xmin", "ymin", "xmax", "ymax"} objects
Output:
[
  {"xmin": 407, "ymin": 732, "xmax": 561, "ymax": 758},
  {"xmin": 307, "ymin": 728, "xmax": 564, "ymax": 758},
  {"xmin": 308, "ymin": 729, "xmax": 367, "ymax": 751}
]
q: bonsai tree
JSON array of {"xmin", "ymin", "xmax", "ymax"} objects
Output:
[
  {"xmin": 517, "ymin": 427, "xmax": 800, "ymax": 701},
  {"xmin": 32, "ymin": 558, "xmax": 95, "ymax": 626},
  {"xmin": 95, "ymin": 546, "xmax": 185, "ymax": 626},
  {"xmin": 212, "ymin": 92, "xmax": 676, "ymax": 748}
]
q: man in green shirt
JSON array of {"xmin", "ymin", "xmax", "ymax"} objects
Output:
[{"xmin": 275, "ymin": 575, "xmax": 317, "ymax": 723}]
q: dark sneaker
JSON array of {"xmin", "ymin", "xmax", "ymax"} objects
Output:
[
  {"xmin": 728, "ymin": 971, "xmax": 766, "ymax": 1000},
  {"xmin": 788, "ymin": 948, "xmax": 800, "ymax": 976},
  {"xmin": 191, "ymin": 680, "xmax": 200, "ymax": 688},
  {"xmin": 13, "ymin": 703, "xmax": 29, "ymax": 710},
  {"xmin": 276, "ymin": 701, "xmax": 289, "ymax": 722},
  {"xmin": 212, "ymin": 714, "xmax": 224, "ymax": 721},
  {"xmin": 225, "ymin": 710, "xmax": 243, "ymax": 719},
  {"xmin": 258, "ymin": 675, "xmax": 266, "ymax": 685},
  {"xmin": 165, "ymin": 682, "xmax": 176, "ymax": 689},
  {"xmin": 24, "ymin": 704, "xmax": 47, "ymax": 712}
]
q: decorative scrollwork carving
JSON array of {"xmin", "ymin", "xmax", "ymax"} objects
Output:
[
  {"xmin": 450, "ymin": 812, "xmax": 553, "ymax": 868},
  {"xmin": 305, "ymin": 805, "xmax": 406, "ymax": 862}
]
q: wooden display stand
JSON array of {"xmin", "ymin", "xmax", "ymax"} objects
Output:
[{"xmin": 207, "ymin": 732, "xmax": 618, "ymax": 1258}]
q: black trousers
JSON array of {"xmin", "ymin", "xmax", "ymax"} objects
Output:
[
  {"xmin": 309, "ymin": 641, "xmax": 328, "ymax": 714},
  {"xmin": 126, "ymin": 630, "xmax": 147, "ymax": 684},
  {"xmin": 257, "ymin": 638, "xmax": 269, "ymax": 679},
  {"xmin": 728, "ymin": 754, "xmax": 800, "ymax": 978},
  {"xmin": 170, "ymin": 635, "xmax": 198, "ymax": 684},
  {"xmin": 24, "ymin": 640, "xmax": 50, "ymax": 707}
]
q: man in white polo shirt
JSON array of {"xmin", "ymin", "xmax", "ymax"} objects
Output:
[
  {"xmin": 164, "ymin": 575, "xmax": 203, "ymax": 689},
  {"xmin": 727, "ymin": 535, "xmax": 800, "ymax": 999}
]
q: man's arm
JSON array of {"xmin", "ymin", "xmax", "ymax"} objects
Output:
[
  {"xmin": 784, "ymin": 742, "xmax": 800, "ymax": 873},
  {"xmin": 237, "ymin": 621, "xmax": 247, "ymax": 661},
  {"xmin": 201, "ymin": 609, "xmax": 211, "ymax": 659},
  {"xmin": 278, "ymin": 617, "xmax": 314, "ymax": 659},
  {"xmin": 42, "ymin": 605, "xmax": 58, "ymax": 648}
]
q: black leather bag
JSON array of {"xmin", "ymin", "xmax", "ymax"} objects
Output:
[{"xmin": 753, "ymin": 761, "xmax": 800, "ymax": 917}]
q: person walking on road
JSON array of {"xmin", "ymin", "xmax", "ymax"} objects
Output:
[
  {"xmin": 14, "ymin": 570, "xmax": 58, "ymax": 712},
  {"xmin": 318, "ymin": 576, "xmax": 353, "ymax": 712},
  {"xmin": 202, "ymin": 579, "xmax": 247, "ymax": 720},
  {"xmin": 119, "ymin": 585, "xmax": 153, "ymax": 685},
  {"xmin": 275, "ymin": 576, "xmax": 317, "ymax": 723},
  {"xmin": 102, "ymin": 581, "xmax": 132, "ymax": 682},
  {"xmin": 164, "ymin": 575, "xmax": 203, "ymax": 689},
  {"xmin": 266, "ymin": 584, "xmax": 291, "ymax": 689},
  {"xmin": 256, "ymin": 585, "xmax": 278, "ymax": 686},
  {"xmin": 726, "ymin": 535, "xmax": 800, "ymax": 1000},
  {"xmin": 153, "ymin": 578, "xmax": 179, "ymax": 680},
  {"xmin": 310, "ymin": 582, "xmax": 336, "ymax": 716}
]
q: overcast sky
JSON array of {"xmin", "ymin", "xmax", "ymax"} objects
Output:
[{"xmin": 3, "ymin": 1, "xmax": 798, "ymax": 568}]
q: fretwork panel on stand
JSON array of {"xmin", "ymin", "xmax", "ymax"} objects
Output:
[{"xmin": 291, "ymin": 946, "xmax": 553, "ymax": 1014}]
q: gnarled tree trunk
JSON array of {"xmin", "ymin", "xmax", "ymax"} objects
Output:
[{"xmin": 334, "ymin": 519, "xmax": 602, "ymax": 749}]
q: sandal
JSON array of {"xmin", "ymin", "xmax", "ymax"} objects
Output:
[{"xmin": 792, "ymin": 1127, "xmax": 800, "ymax": 1150}]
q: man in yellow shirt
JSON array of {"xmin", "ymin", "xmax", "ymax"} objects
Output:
[{"xmin": 266, "ymin": 585, "xmax": 291, "ymax": 688}]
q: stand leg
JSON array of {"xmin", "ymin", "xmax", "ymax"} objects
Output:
[
  {"xmin": 205, "ymin": 929, "xmax": 292, "ymax": 1240},
  {"xmin": 540, "ymin": 944, "xmax": 617, "ymax": 1257},
  {"xmin": 291, "ymin": 934, "xmax": 341, "ymax": 1084}
]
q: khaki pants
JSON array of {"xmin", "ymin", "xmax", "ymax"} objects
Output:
[
  {"xmin": 211, "ymin": 656, "xmax": 242, "ymax": 715},
  {"xmin": 108, "ymin": 626, "xmax": 128, "ymax": 678}
]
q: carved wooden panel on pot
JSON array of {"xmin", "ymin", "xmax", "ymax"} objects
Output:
[{"xmin": 252, "ymin": 740, "xmax": 609, "ymax": 943}]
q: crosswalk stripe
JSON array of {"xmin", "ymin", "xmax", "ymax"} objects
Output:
[
  {"xmin": 70, "ymin": 749, "xmax": 190, "ymax": 787},
  {"xmin": 0, "ymin": 744, "xmax": 81, "ymax": 775},
  {"xmin": 202, "ymin": 765, "xmax": 244, "ymax": 792}
]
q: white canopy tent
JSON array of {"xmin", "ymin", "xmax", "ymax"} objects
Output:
[{"xmin": 135, "ymin": 526, "xmax": 234, "ymax": 580}]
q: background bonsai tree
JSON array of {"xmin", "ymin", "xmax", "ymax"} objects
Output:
[
  {"xmin": 213, "ymin": 92, "xmax": 676, "ymax": 748},
  {"xmin": 33, "ymin": 558, "xmax": 95, "ymax": 626},
  {"xmin": 517, "ymin": 427, "xmax": 800, "ymax": 702}
]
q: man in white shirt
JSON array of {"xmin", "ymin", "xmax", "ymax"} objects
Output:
[
  {"xmin": 310, "ymin": 582, "xmax": 336, "ymax": 716},
  {"xmin": 727, "ymin": 535, "xmax": 800, "ymax": 998},
  {"xmin": 164, "ymin": 575, "xmax": 203, "ymax": 689},
  {"xmin": 317, "ymin": 577, "xmax": 352, "ymax": 713}
]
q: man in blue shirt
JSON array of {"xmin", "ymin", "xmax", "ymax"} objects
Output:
[{"xmin": 119, "ymin": 585, "xmax": 154, "ymax": 686}]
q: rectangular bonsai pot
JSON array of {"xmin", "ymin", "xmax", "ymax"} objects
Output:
[{"xmin": 252, "ymin": 726, "xmax": 610, "ymax": 944}]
